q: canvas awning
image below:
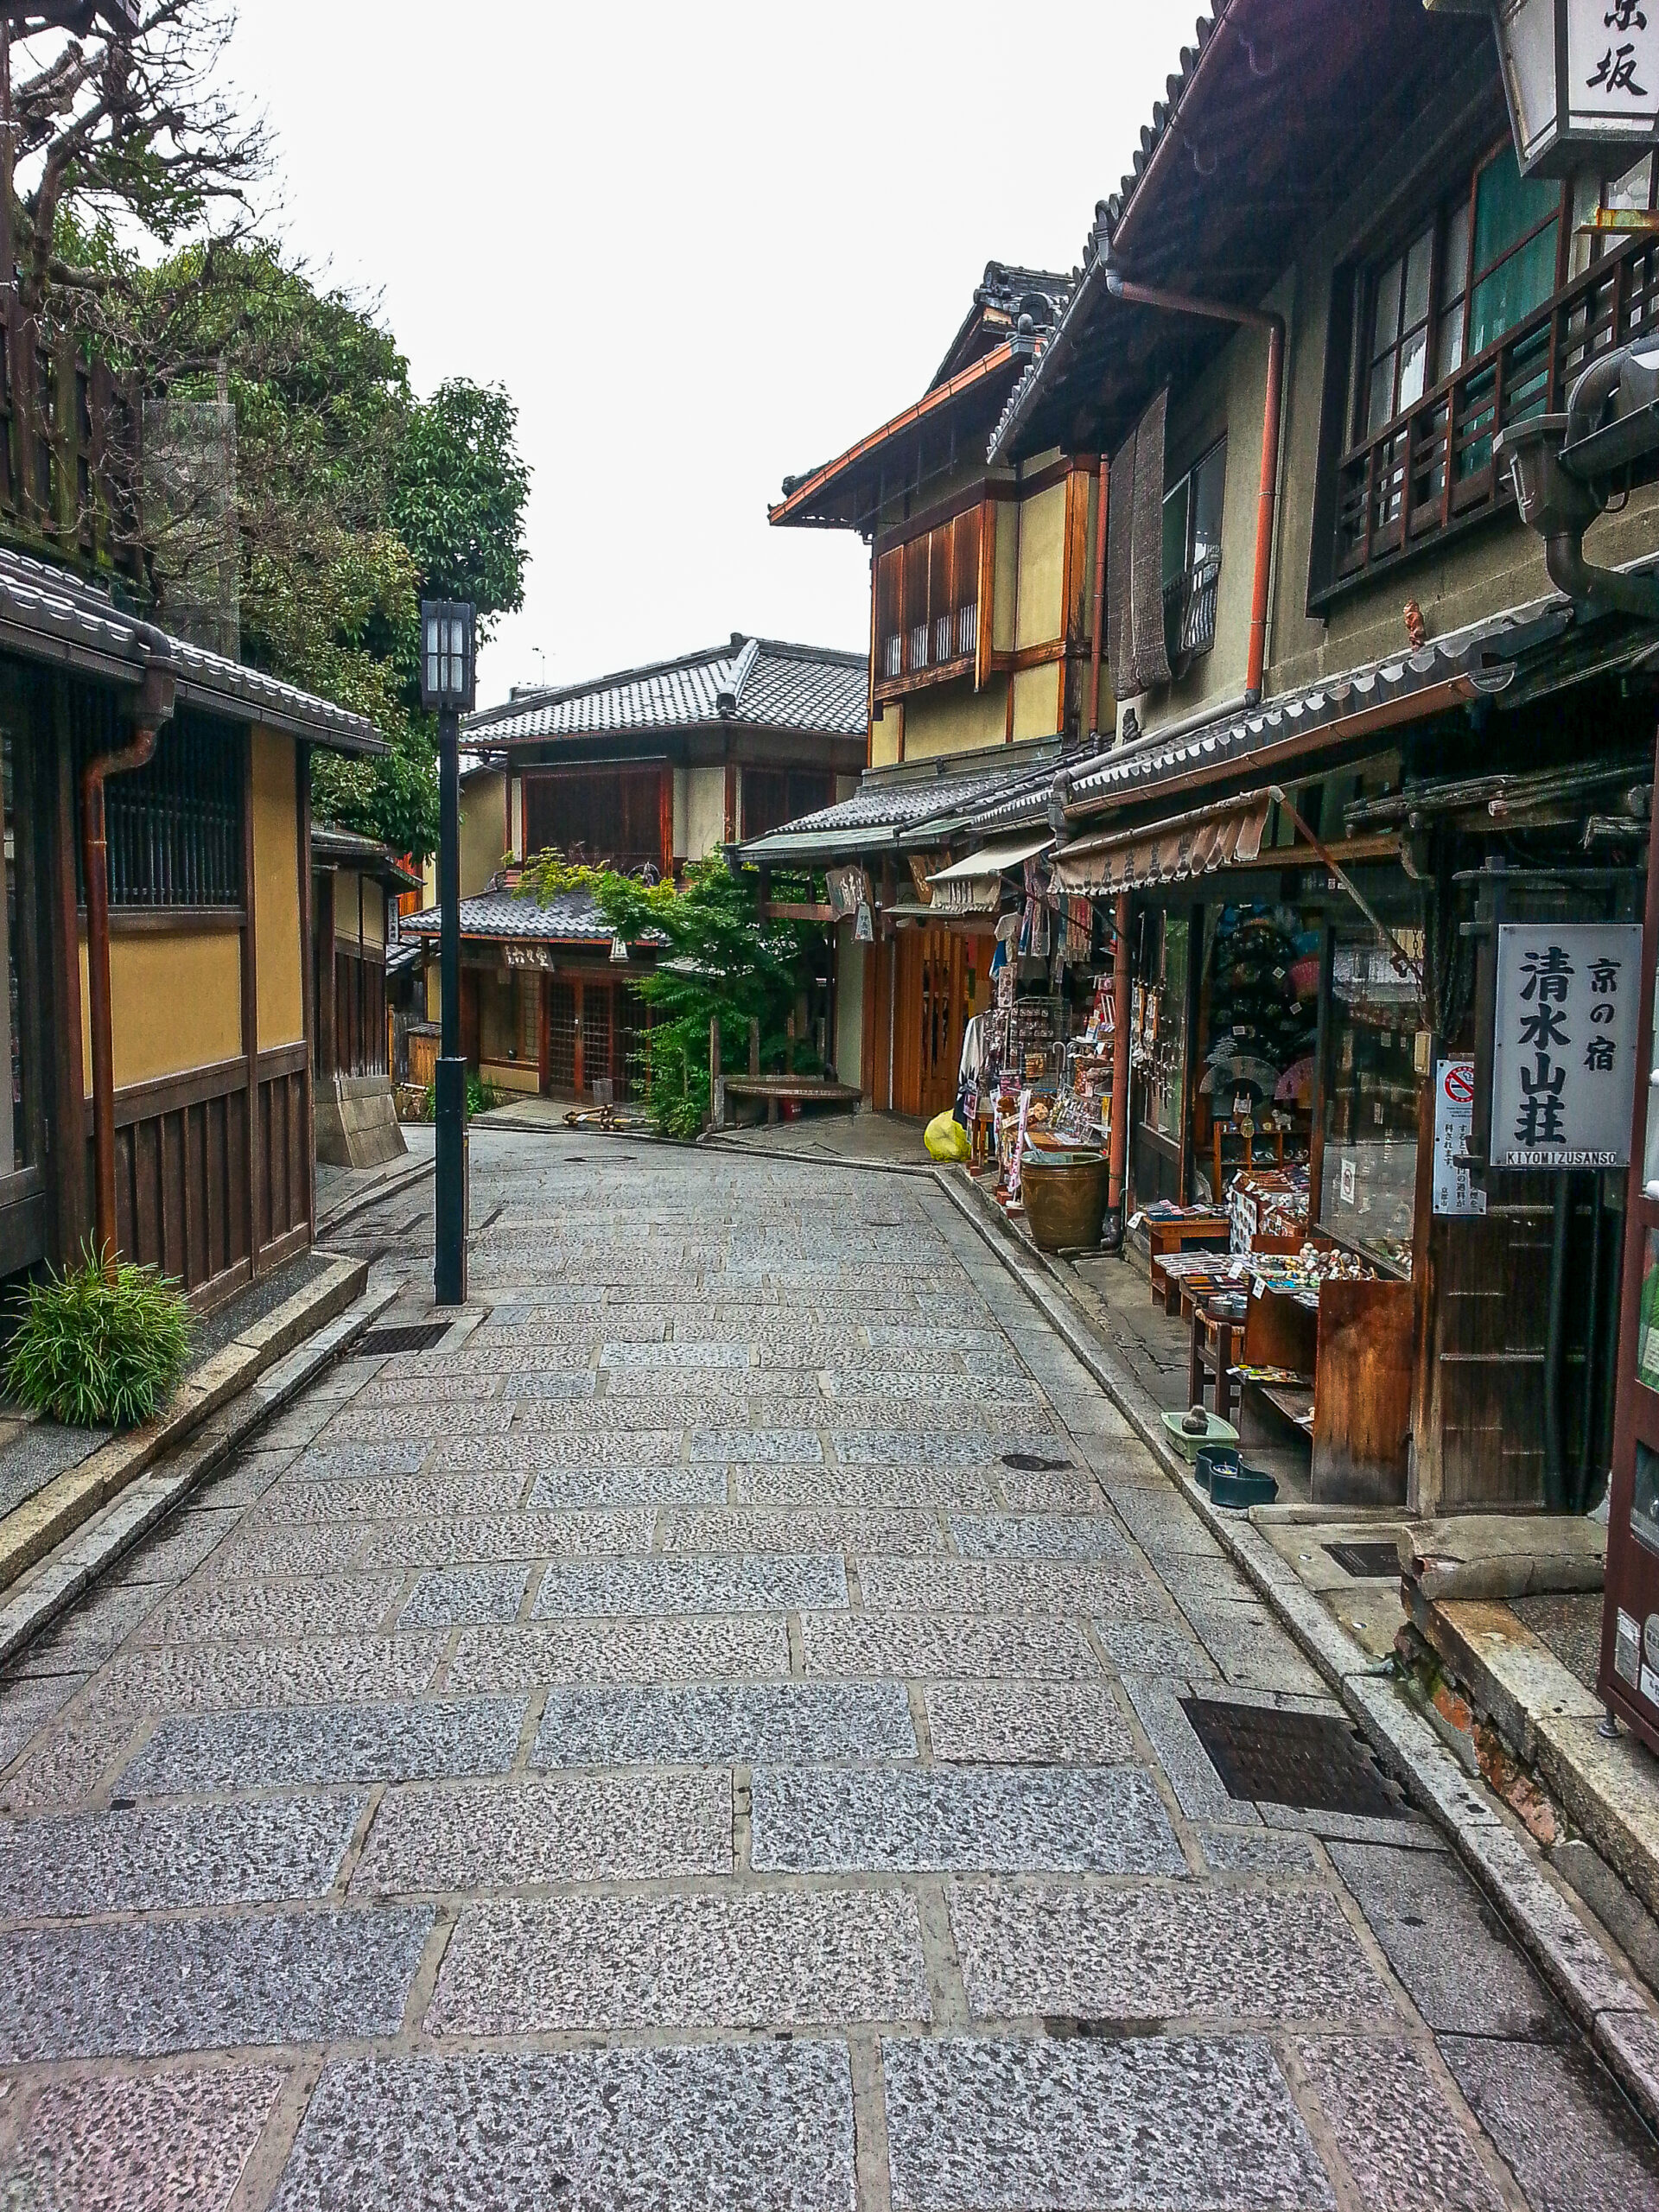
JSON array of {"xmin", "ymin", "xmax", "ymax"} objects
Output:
[
  {"xmin": 926, "ymin": 834, "xmax": 1053, "ymax": 916},
  {"xmin": 1052, "ymin": 791, "xmax": 1271, "ymax": 897}
]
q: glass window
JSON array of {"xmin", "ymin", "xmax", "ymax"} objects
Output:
[
  {"xmin": 1467, "ymin": 149, "xmax": 1561, "ymax": 357},
  {"xmin": 1161, "ymin": 441, "xmax": 1226, "ymax": 661},
  {"xmin": 1319, "ymin": 926, "xmax": 1426, "ymax": 1277}
]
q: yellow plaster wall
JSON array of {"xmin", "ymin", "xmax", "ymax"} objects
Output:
[
  {"xmin": 869, "ymin": 708, "xmax": 903, "ymax": 769},
  {"xmin": 251, "ymin": 728, "xmax": 303, "ymax": 1049},
  {"xmin": 684, "ymin": 766, "xmax": 727, "ymax": 861},
  {"xmin": 80, "ymin": 927, "xmax": 243, "ymax": 1095},
  {"xmin": 992, "ymin": 505, "xmax": 1019, "ymax": 652},
  {"xmin": 461, "ymin": 769, "xmax": 508, "ymax": 893},
  {"xmin": 1011, "ymin": 664, "xmax": 1062, "ymax": 742},
  {"xmin": 1014, "ymin": 481, "xmax": 1067, "ymax": 651},
  {"xmin": 903, "ymin": 680, "xmax": 1007, "ymax": 760}
]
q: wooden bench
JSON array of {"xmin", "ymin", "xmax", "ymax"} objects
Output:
[{"xmin": 718, "ymin": 1076, "xmax": 863, "ymax": 1127}]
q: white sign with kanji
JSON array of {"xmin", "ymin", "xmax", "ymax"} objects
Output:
[
  {"xmin": 1491, "ymin": 922, "xmax": 1642, "ymax": 1168},
  {"xmin": 1567, "ymin": 0, "xmax": 1659, "ymax": 136},
  {"xmin": 1433, "ymin": 1058, "xmax": 1487, "ymax": 1217}
]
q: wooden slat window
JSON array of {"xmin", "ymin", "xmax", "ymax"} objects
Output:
[
  {"xmin": 874, "ymin": 507, "xmax": 983, "ymax": 697},
  {"xmin": 523, "ymin": 768, "xmax": 666, "ymax": 879},
  {"xmin": 73, "ymin": 709, "xmax": 244, "ymax": 910}
]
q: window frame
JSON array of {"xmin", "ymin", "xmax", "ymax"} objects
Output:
[
  {"xmin": 1160, "ymin": 435, "xmax": 1227, "ymax": 667},
  {"xmin": 872, "ymin": 493, "xmax": 985, "ymax": 702}
]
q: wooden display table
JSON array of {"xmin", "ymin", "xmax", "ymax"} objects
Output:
[{"xmin": 1230, "ymin": 1269, "xmax": 1414, "ymax": 1506}]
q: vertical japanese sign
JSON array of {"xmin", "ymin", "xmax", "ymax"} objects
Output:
[
  {"xmin": 1567, "ymin": 1, "xmax": 1659, "ymax": 136},
  {"xmin": 1433, "ymin": 1058, "xmax": 1487, "ymax": 1217},
  {"xmin": 1491, "ymin": 923, "xmax": 1642, "ymax": 1168}
]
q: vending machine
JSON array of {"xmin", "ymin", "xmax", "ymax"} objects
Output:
[{"xmin": 1603, "ymin": 753, "xmax": 1659, "ymax": 1755}]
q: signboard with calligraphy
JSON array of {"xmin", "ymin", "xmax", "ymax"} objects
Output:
[
  {"xmin": 1491, "ymin": 922, "xmax": 1642, "ymax": 1167},
  {"xmin": 1433, "ymin": 1058, "xmax": 1488, "ymax": 1217},
  {"xmin": 1494, "ymin": 0, "xmax": 1659, "ymax": 175}
]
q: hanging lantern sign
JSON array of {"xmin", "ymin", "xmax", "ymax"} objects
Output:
[{"xmin": 1492, "ymin": 0, "xmax": 1659, "ymax": 175}]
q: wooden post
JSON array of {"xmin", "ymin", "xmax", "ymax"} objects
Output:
[
  {"xmin": 296, "ymin": 744, "xmax": 315, "ymax": 1241},
  {"xmin": 241, "ymin": 733, "xmax": 261, "ymax": 1278},
  {"xmin": 748, "ymin": 1017, "xmax": 760, "ymax": 1077},
  {"xmin": 48, "ymin": 681, "xmax": 87, "ymax": 1263},
  {"xmin": 709, "ymin": 1014, "xmax": 723, "ymax": 1129}
]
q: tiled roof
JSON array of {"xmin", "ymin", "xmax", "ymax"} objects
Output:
[
  {"xmin": 463, "ymin": 636, "xmax": 867, "ymax": 746},
  {"xmin": 740, "ymin": 745, "xmax": 1065, "ymax": 862},
  {"xmin": 404, "ymin": 887, "xmax": 665, "ymax": 948},
  {"xmin": 312, "ymin": 824, "xmax": 423, "ymax": 888},
  {"xmin": 0, "ymin": 547, "xmax": 382, "ymax": 754}
]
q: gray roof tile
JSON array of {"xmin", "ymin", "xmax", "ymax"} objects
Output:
[
  {"xmin": 405, "ymin": 887, "xmax": 664, "ymax": 948},
  {"xmin": 464, "ymin": 636, "xmax": 867, "ymax": 746}
]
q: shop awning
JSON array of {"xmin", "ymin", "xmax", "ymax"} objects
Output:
[
  {"xmin": 1052, "ymin": 791, "xmax": 1271, "ymax": 896},
  {"xmin": 926, "ymin": 834, "xmax": 1053, "ymax": 916}
]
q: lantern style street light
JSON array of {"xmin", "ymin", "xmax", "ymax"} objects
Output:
[
  {"xmin": 421, "ymin": 600, "xmax": 476, "ymax": 1306},
  {"xmin": 1491, "ymin": 0, "xmax": 1659, "ymax": 175}
]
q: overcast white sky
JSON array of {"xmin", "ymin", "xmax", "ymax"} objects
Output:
[{"xmin": 223, "ymin": 2, "xmax": 1201, "ymax": 709}]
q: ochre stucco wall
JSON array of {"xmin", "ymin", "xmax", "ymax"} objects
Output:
[
  {"xmin": 1014, "ymin": 481, "xmax": 1067, "ymax": 652},
  {"xmin": 251, "ymin": 728, "xmax": 303, "ymax": 1048},
  {"xmin": 461, "ymin": 769, "xmax": 508, "ymax": 894},
  {"xmin": 1011, "ymin": 664, "xmax": 1061, "ymax": 742},
  {"xmin": 903, "ymin": 680, "xmax": 1008, "ymax": 760},
  {"xmin": 80, "ymin": 926, "xmax": 243, "ymax": 1095}
]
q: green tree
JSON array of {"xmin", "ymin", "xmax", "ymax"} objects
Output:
[{"xmin": 516, "ymin": 856, "xmax": 827, "ymax": 1140}]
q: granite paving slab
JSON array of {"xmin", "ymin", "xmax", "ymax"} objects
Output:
[
  {"xmin": 199, "ymin": 1523, "xmax": 368, "ymax": 1580},
  {"xmin": 950, "ymin": 1880, "xmax": 1392, "ymax": 2023},
  {"xmin": 427, "ymin": 1887, "xmax": 930, "ymax": 2034},
  {"xmin": 0, "ymin": 1669, "xmax": 87, "ymax": 1771},
  {"xmin": 688, "ymin": 1427, "xmax": 824, "ymax": 1464},
  {"xmin": 266, "ymin": 2044, "xmax": 856, "ymax": 2212},
  {"xmin": 278, "ymin": 1444, "xmax": 429, "ymax": 1479},
  {"xmin": 352, "ymin": 1771, "xmax": 732, "ymax": 1894},
  {"xmin": 658, "ymin": 1507, "xmax": 946, "ymax": 1555},
  {"xmin": 353, "ymin": 1510, "xmax": 654, "ymax": 1567},
  {"xmin": 527, "ymin": 1464, "xmax": 724, "ymax": 1508},
  {"xmin": 802, "ymin": 1612, "xmax": 1101, "ymax": 1681},
  {"xmin": 751, "ymin": 1762, "xmax": 1184, "ymax": 1875},
  {"xmin": 944, "ymin": 1512, "xmax": 1131, "ymax": 1560},
  {"xmin": 831, "ymin": 1429, "xmax": 1061, "ymax": 1467},
  {"xmin": 1198, "ymin": 1829, "xmax": 1321, "ymax": 1872},
  {"xmin": 94, "ymin": 1634, "xmax": 448, "ymax": 1715},
  {"xmin": 532, "ymin": 1554, "xmax": 848, "ymax": 1618},
  {"xmin": 119, "ymin": 1697, "xmax": 528, "ymax": 1796},
  {"xmin": 273, "ymin": 1472, "xmax": 525, "ymax": 1522},
  {"xmin": 131, "ymin": 1575, "xmax": 404, "ymax": 1645},
  {"xmin": 1294, "ymin": 2037, "xmax": 1508, "ymax": 2211},
  {"xmin": 441, "ymin": 1430, "xmax": 683, "ymax": 1472},
  {"xmin": 0, "ymin": 1793, "xmax": 359, "ymax": 1916},
  {"xmin": 0, "ymin": 1904, "xmax": 433, "ymax": 2058},
  {"xmin": 1327, "ymin": 1840, "xmax": 1563, "ymax": 2037},
  {"xmin": 1106, "ymin": 1486, "xmax": 1230, "ymax": 1557},
  {"xmin": 883, "ymin": 2033, "xmax": 1335, "ymax": 2211},
  {"xmin": 353, "ymin": 1372, "xmax": 504, "ymax": 1404},
  {"xmin": 995, "ymin": 1465, "xmax": 1109, "ymax": 1511},
  {"xmin": 445, "ymin": 1617, "xmax": 792, "ymax": 1693},
  {"xmin": 107, "ymin": 1506, "xmax": 241, "ymax": 1586},
  {"xmin": 11, "ymin": 1581, "xmax": 165, "ymax": 1672},
  {"xmin": 0, "ymin": 1707, "xmax": 139, "ymax": 1811},
  {"xmin": 1122, "ymin": 1676, "xmax": 1252, "ymax": 1826},
  {"xmin": 323, "ymin": 1402, "xmax": 514, "ymax": 1442},
  {"xmin": 858, "ymin": 1560, "xmax": 1161, "ymax": 1618},
  {"xmin": 924, "ymin": 1681, "xmax": 1138, "ymax": 1764},
  {"xmin": 731, "ymin": 1464, "xmax": 996, "ymax": 1508},
  {"xmin": 2, "ymin": 2065, "xmax": 287, "ymax": 2212},
  {"xmin": 1442, "ymin": 2033, "xmax": 1659, "ymax": 2208},
  {"xmin": 1097, "ymin": 1618, "xmax": 1220, "ymax": 1679},
  {"xmin": 533, "ymin": 1680, "xmax": 918, "ymax": 1767},
  {"xmin": 398, "ymin": 1565, "xmax": 530, "ymax": 1628}
]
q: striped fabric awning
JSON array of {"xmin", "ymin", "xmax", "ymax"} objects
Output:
[{"xmin": 1052, "ymin": 791, "xmax": 1272, "ymax": 897}]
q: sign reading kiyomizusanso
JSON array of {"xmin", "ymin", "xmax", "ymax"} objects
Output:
[{"xmin": 1491, "ymin": 922, "xmax": 1642, "ymax": 1167}]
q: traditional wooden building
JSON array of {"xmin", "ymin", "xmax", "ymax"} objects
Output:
[
  {"xmin": 310, "ymin": 825, "xmax": 421, "ymax": 1167},
  {"xmin": 407, "ymin": 635, "xmax": 866, "ymax": 1104},
  {"xmin": 0, "ymin": 546, "xmax": 384, "ymax": 1308},
  {"xmin": 748, "ymin": 261, "xmax": 1100, "ymax": 1119}
]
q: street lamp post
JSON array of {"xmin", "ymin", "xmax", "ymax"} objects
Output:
[{"xmin": 422, "ymin": 600, "xmax": 476, "ymax": 1306}]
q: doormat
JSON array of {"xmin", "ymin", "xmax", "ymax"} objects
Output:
[
  {"xmin": 356, "ymin": 1322, "xmax": 455, "ymax": 1357},
  {"xmin": 1324, "ymin": 1540, "xmax": 1403, "ymax": 1580},
  {"xmin": 1180, "ymin": 1697, "xmax": 1404, "ymax": 1820}
]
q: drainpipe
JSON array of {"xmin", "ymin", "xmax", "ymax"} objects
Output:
[
  {"xmin": 1088, "ymin": 454, "xmax": 1109, "ymax": 738},
  {"xmin": 1102, "ymin": 891, "xmax": 1132, "ymax": 1253},
  {"xmin": 1102, "ymin": 271, "xmax": 1287, "ymax": 704},
  {"xmin": 82, "ymin": 633, "xmax": 176, "ymax": 1274}
]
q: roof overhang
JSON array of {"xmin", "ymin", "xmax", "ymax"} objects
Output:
[
  {"xmin": 770, "ymin": 344, "xmax": 1018, "ymax": 534},
  {"xmin": 926, "ymin": 834, "xmax": 1053, "ymax": 914},
  {"xmin": 1052, "ymin": 791, "xmax": 1271, "ymax": 896}
]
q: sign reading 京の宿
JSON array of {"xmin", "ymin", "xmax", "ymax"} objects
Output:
[
  {"xmin": 1433, "ymin": 1058, "xmax": 1488, "ymax": 1217},
  {"xmin": 1491, "ymin": 923, "xmax": 1642, "ymax": 1168}
]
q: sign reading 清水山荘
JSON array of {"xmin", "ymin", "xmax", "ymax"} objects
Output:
[{"xmin": 1491, "ymin": 922, "xmax": 1642, "ymax": 1168}]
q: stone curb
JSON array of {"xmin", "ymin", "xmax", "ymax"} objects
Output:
[
  {"xmin": 933, "ymin": 1166, "xmax": 1659, "ymax": 2131},
  {"xmin": 0, "ymin": 1257, "xmax": 384, "ymax": 1665},
  {"xmin": 316, "ymin": 1155, "xmax": 435, "ymax": 1238}
]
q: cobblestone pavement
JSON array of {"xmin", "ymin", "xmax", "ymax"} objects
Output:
[{"xmin": 1, "ymin": 1125, "xmax": 1656, "ymax": 2209}]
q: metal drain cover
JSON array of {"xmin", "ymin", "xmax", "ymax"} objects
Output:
[
  {"xmin": 1181, "ymin": 1698, "xmax": 1404, "ymax": 1820},
  {"xmin": 1325, "ymin": 1540, "xmax": 1402, "ymax": 1580},
  {"xmin": 357, "ymin": 1322, "xmax": 454, "ymax": 1357},
  {"xmin": 1001, "ymin": 1452, "xmax": 1074, "ymax": 1472}
]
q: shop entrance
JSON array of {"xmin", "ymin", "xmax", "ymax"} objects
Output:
[
  {"xmin": 872, "ymin": 926, "xmax": 990, "ymax": 1120},
  {"xmin": 543, "ymin": 975, "xmax": 649, "ymax": 1103}
]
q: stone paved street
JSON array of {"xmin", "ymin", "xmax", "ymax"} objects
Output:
[{"xmin": 0, "ymin": 1124, "xmax": 1656, "ymax": 2208}]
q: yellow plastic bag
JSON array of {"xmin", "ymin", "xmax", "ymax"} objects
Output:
[{"xmin": 925, "ymin": 1109, "xmax": 969, "ymax": 1162}]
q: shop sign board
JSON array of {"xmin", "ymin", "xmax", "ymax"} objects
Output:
[
  {"xmin": 505, "ymin": 944, "xmax": 556, "ymax": 971},
  {"xmin": 1433, "ymin": 1058, "xmax": 1487, "ymax": 1217},
  {"xmin": 827, "ymin": 865, "xmax": 871, "ymax": 919},
  {"xmin": 1491, "ymin": 922, "xmax": 1641, "ymax": 1167}
]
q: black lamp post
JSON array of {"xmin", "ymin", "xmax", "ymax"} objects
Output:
[{"xmin": 422, "ymin": 599, "xmax": 475, "ymax": 1306}]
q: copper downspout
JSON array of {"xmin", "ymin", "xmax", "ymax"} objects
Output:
[
  {"xmin": 1104, "ymin": 892, "xmax": 1132, "ymax": 1249},
  {"xmin": 1088, "ymin": 455, "xmax": 1109, "ymax": 737},
  {"xmin": 82, "ymin": 646, "xmax": 176, "ymax": 1273},
  {"xmin": 1102, "ymin": 273, "xmax": 1287, "ymax": 704}
]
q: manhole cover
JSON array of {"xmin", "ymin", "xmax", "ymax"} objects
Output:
[
  {"xmin": 1001, "ymin": 1452, "xmax": 1074, "ymax": 1472},
  {"xmin": 1325, "ymin": 1539, "xmax": 1402, "ymax": 1580},
  {"xmin": 356, "ymin": 1322, "xmax": 454, "ymax": 1357},
  {"xmin": 1180, "ymin": 1698, "xmax": 1403, "ymax": 1820}
]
